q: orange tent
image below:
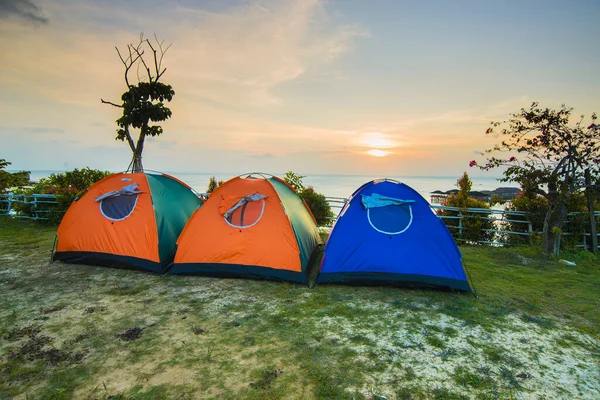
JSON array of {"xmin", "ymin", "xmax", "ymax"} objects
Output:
[
  {"xmin": 53, "ymin": 172, "xmax": 202, "ymax": 273},
  {"xmin": 170, "ymin": 173, "xmax": 321, "ymax": 284}
]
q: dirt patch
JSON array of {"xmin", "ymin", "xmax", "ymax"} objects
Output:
[
  {"xmin": 250, "ymin": 368, "xmax": 283, "ymax": 389},
  {"xmin": 84, "ymin": 306, "xmax": 107, "ymax": 314},
  {"xmin": 117, "ymin": 327, "xmax": 144, "ymax": 341},
  {"xmin": 41, "ymin": 305, "xmax": 67, "ymax": 314},
  {"xmin": 66, "ymin": 333, "xmax": 90, "ymax": 345},
  {"xmin": 4, "ymin": 324, "xmax": 42, "ymax": 341},
  {"xmin": 7, "ymin": 329, "xmax": 86, "ymax": 366},
  {"xmin": 192, "ymin": 327, "xmax": 207, "ymax": 335}
]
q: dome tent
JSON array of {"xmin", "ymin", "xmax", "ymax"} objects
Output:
[
  {"xmin": 317, "ymin": 179, "xmax": 473, "ymax": 292},
  {"xmin": 170, "ymin": 173, "xmax": 321, "ymax": 284},
  {"xmin": 53, "ymin": 171, "xmax": 202, "ymax": 273}
]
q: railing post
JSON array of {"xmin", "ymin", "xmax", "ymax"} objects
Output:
[
  {"xmin": 7, "ymin": 193, "xmax": 12, "ymax": 215},
  {"xmin": 458, "ymin": 212, "xmax": 463, "ymax": 239}
]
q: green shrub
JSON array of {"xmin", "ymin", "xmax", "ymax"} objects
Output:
[
  {"xmin": 283, "ymin": 171, "xmax": 333, "ymax": 226},
  {"xmin": 506, "ymin": 191, "xmax": 591, "ymax": 249},
  {"xmin": 562, "ymin": 192, "xmax": 592, "ymax": 250},
  {"xmin": 504, "ymin": 192, "xmax": 550, "ymax": 245},
  {"xmin": 13, "ymin": 168, "xmax": 111, "ymax": 224},
  {"xmin": 300, "ymin": 187, "xmax": 335, "ymax": 226},
  {"xmin": 437, "ymin": 172, "xmax": 495, "ymax": 243}
]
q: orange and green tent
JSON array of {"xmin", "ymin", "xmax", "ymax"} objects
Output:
[
  {"xmin": 170, "ymin": 173, "xmax": 321, "ymax": 284},
  {"xmin": 53, "ymin": 171, "xmax": 202, "ymax": 273}
]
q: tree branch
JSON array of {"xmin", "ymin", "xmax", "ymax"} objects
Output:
[
  {"xmin": 101, "ymin": 99, "xmax": 123, "ymax": 108},
  {"xmin": 131, "ymin": 39, "xmax": 153, "ymax": 82}
]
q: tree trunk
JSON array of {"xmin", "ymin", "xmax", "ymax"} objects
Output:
[
  {"xmin": 130, "ymin": 133, "xmax": 145, "ymax": 173},
  {"xmin": 542, "ymin": 201, "xmax": 568, "ymax": 255},
  {"xmin": 585, "ymin": 169, "xmax": 598, "ymax": 253},
  {"xmin": 130, "ymin": 153, "xmax": 143, "ymax": 173}
]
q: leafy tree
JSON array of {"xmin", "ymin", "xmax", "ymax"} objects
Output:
[
  {"xmin": 283, "ymin": 171, "xmax": 333, "ymax": 226},
  {"xmin": 102, "ymin": 33, "xmax": 174, "ymax": 172},
  {"xmin": 472, "ymin": 102, "xmax": 600, "ymax": 254},
  {"xmin": 437, "ymin": 172, "xmax": 495, "ymax": 243},
  {"xmin": 206, "ymin": 176, "xmax": 224, "ymax": 194},
  {"xmin": 0, "ymin": 159, "xmax": 30, "ymax": 193}
]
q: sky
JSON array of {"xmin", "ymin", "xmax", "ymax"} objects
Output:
[{"xmin": 1, "ymin": 0, "xmax": 599, "ymax": 177}]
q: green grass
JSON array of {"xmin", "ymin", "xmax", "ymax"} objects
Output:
[
  {"xmin": 1, "ymin": 217, "xmax": 599, "ymax": 399},
  {"xmin": 461, "ymin": 245, "xmax": 600, "ymax": 333}
]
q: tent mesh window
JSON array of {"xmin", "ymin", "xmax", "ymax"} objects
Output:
[
  {"xmin": 100, "ymin": 195, "xmax": 139, "ymax": 221},
  {"xmin": 367, "ymin": 204, "xmax": 413, "ymax": 235},
  {"xmin": 225, "ymin": 199, "xmax": 265, "ymax": 228}
]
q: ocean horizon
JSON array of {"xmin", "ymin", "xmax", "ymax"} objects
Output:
[{"xmin": 20, "ymin": 169, "xmax": 517, "ymax": 204}]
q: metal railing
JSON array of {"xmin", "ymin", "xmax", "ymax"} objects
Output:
[
  {"xmin": 430, "ymin": 205, "xmax": 533, "ymax": 246},
  {"xmin": 2, "ymin": 193, "xmax": 598, "ymax": 250},
  {"xmin": 0, "ymin": 193, "xmax": 60, "ymax": 220},
  {"xmin": 324, "ymin": 197, "xmax": 600, "ymax": 249}
]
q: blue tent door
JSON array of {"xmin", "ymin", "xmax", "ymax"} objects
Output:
[{"xmin": 318, "ymin": 179, "xmax": 472, "ymax": 292}]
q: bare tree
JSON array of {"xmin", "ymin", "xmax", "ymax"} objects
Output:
[{"xmin": 101, "ymin": 33, "xmax": 174, "ymax": 172}]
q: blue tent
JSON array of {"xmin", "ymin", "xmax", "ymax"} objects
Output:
[{"xmin": 317, "ymin": 179, "xmax": 473, "ymax": 292}]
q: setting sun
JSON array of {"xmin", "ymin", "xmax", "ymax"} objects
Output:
[
  {"xmin": 366, "ymin": 149, "xmax": 392, "ymax": 157},
  {"xmin": 360, "ymin": 132, "xmax": 395, "ymax": 149}
]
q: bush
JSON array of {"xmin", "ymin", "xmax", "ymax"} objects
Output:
[
  {"xmin": 437, "ymin": 172, "xmax": 495, "ymax": 243},
  {"xmin": 13, "ymin": 167, "xmax": 111, "ymax": 224},
  {"xmin": 300, "ymin": 187, "xmax": 335, "ymax": 226},
  {"xmin": 506, "ymin": 191, "xmax": 592, "ymax": 249},
  {"xmin": 283, "ymin": 171, "xmax": 333, "ymax": 226},
  {"xmin": 504, "ymin": 192, "xmax": 550, "ymax": 245},
  {"xmin": 562, "ymin": 192, "xmax": 591, "ymax": 250}
]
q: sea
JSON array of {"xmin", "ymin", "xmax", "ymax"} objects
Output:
[{"xmin": 26, "ymin": 170, "xmax": 517, "ymax": 205}]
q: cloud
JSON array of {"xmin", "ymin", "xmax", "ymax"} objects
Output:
[
  {"xmin": 0, "ymin": 0, "xmax": 47, "ymax": 23},
  {"xmin": 21, "ymin": 126, "xmax": 65, "ymax": 134},
  {"xmin": 0, "ymin": 0, "xmax": 367, "ymax": 117},
  {"xmin": 168, "ymin": 0, "xmax": 368, "ymax": 106},
  {"xmin": 248, "ymin": 153, "xmax": 276, "ymax": 159}
]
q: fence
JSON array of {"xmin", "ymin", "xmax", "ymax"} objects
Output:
[
  {"xmin": 0, "ymin": 193, "xmax": 60, "ymax": 220},
  {"xmin": 432, "ymin": 205, "xmax": 531, "ymax": 246},
  {"xmin": 2, "ymin": 193, "xmax": 599, "ymax": 249},
  {"xmin": 322, "ymin": 197, "xmax": 600, "ymax": 249}
]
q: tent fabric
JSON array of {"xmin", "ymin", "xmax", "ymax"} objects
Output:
[
  {"xmin": 53, "ymin": 172, "xmax": 202, "ymax": 273},
  {"xmin": 317, "ymin": 179, "xmax": 472, "ymax": 292},
  {"xmin": 170, "ymin": 174, "xmax": 321, "ymax": 284},
  {"xmin": 269, "ymin": 178, "xmax": 321, "ymax": 270},
  {"xmin": 361, "ymin": 193, "xmax": 414, "ymax": 209},
  {"xmin": 94, "ymin": 183, "xmax": 142, "ymax": 201},
  {"xmin": 223, "ymin": 192, "xmax": 267, "ymax": 219},
  {"xmin": 146, "ymin": 173, "xmax": 203, "ymax": 264}
]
